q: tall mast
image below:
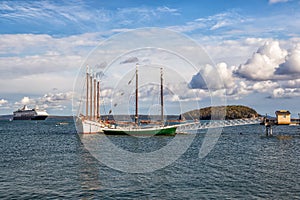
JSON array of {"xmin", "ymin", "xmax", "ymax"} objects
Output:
[
  {"xmin": 86, "ymin": 65, "xmax": 89, "ymax": 119},
  {"xmin": 160, "ymin": 67, "xmax": 164, "ymax": 126},
  {"xmin": 93, "ymin": 78, "xmax": 96, "ymax": 121},
  {"xmin": 135, "ymin": 64, "xmax": 139, "ymax": 125},
  {"xmin": 90, "ymin": 72, "xmax": 93, "ymax": 120},
  {"xmin": 97, "ymin": 81, "xmax": 100, "ymax": 120}
]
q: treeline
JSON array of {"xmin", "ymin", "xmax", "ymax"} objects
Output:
[{"xmin": 181, "ymin": 105, "xmax": 258, "ymax": 120}]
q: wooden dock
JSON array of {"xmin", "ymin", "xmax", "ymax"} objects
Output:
[{"xmin": 261, "ymin": 117, "xmax": 299, "ymax": 136}]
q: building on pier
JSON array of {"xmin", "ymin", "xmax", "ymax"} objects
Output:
[{"xmin": 275, "ymin": 110, "xmax": 291, "ymax": 125}]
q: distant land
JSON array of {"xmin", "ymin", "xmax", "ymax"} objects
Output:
[
  {"xmin": 181, "ymin": 105, "xmax": 259, "ymax": 120},
  {"xmin": 0, "ymin": 105, "xmax": 259, "ymax": 121}
]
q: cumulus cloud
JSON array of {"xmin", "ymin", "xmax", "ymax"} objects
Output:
[
  {"xmin": 21, "ymin": 97, "xmax": 35, "ymax": 105},
  {"xmin": 189, "ymin": 63, "xmax": 234, "ymax": 90},
  {"xmin": 235, "ymin": 41, "xmax": 288, "ymax": 80},
  {"xmin": 216, "ymin": 62, "xmax": 235, "ymax": 88},
  {"xmin": 276, "ymin": 44, "xmax": 300, "ymax": 75}
]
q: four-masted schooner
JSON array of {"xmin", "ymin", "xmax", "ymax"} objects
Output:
[{"xmin": 78, "ymin": 66, "xmax": 105, "ymax": 134}]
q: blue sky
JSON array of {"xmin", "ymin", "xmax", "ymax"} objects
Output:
[{"xmin": 0, "ymin": 0, "xmax": 300, "ymax": 117}]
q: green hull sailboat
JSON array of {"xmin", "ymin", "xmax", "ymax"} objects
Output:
[{"xmin": 103, "ymin": 64, "xmax": 177, "ymax": 136}]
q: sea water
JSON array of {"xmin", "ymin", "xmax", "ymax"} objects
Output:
[{"xmin": 0, "ymin": 118, "xmax": 299, "ymax": 199}]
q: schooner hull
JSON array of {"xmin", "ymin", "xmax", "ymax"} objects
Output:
[
  {"xmin": 76, "ymin": 118, "xmax": 104, "ymax": 134},
  {"xmin": 103, "ymin": 126, "xmax": 177, "ymax": 136}
]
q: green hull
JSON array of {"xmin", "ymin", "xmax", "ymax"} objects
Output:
[{"xmin": 103, "ymin": 126, "xmax": 177, "ymax": 136}]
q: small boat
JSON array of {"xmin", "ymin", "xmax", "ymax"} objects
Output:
[
  {"xmin": 13, "ymin": 105, "xmax": 48, "ymax": 120},
  {"xmin": 56, "ymin": 122, "xmax": 69, "ymax": 125}
]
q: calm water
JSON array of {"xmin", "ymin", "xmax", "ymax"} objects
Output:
[{"xmin": 0, "ymin": 118, "xmax": 300, "ymax": 199}]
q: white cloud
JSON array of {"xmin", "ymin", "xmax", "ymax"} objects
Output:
[
  {"xmin": 0, "ymin": 33, "xmax": 101, "ymax": 56},
  {"xmin": 0, "ymin": 99, "xmax": 8, "ymax": 106},
  {"xmin": 0, "ymin": 54, "xmax": 83, "ymax": 79},
  {"xmin": 235, "ymin": 40, "xmax": 288, "ymax": 80},
  {"xmin": 189, "ymin": 64, "xmax": 224, "ymax": 90},
  {"xmin": 15, "ymin": 96, "xmax": 36, "ymax": 107},
  {"xmin": 276, "ymin": 44, "xmax": 300, "ymax": 75},
  {"xmin": 235, "ymin": 40, "xmax": 300, "ymax": 81},
  {"xmin": 40, "ymin": 92, "xmax": 73, "ymax": 103},
  {"xmin": 0, "ymin": 1, "xmax": 106, "ymax": 32},
  {"xmin": 188, "ymin": 62, "xmax": 235, "ymax": 90},
  {"xmin": 168, "ymin": 10, "xmax": 247, "ymax": 33},
  {"xmin": 14, "ymin": 91, "xmax": 74, "ymax": 112},
  {"xmin": 0, "ymin": 33, "xmax": 105, "ymax": 97},
  {"xmin": 156, "ymin": 6, "xmax": 179, "ymax": 15},
  {"xmin": 271, "ymin": 87, "xmax": 300, "ymax": 98},
  {"xmin": 284, "ymin": 79, "xmax": 300, "ymax": 88},
  {"xmin": 203, "ymin": 37, "xmax": 267, "ymax": 66},
  {"xmin": 216, "ymin": 62, "xmax": 235, "ymax": 89},
  {"xmin": 269, "ymin": 0, "xmax": 289, "ymax": 4}
]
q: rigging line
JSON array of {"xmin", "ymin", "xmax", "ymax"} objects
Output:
[{"xmin": 141, "ymin": 65, "xmax": 163, "ymax": 69}]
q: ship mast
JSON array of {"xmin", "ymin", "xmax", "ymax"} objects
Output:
[
  {"xmin": 90, "ymin": 71, "xmax": 93, "ymax": 120},
  {"xmin": 93, "ymin": 77, "xmax": 96, "ymax": 121},
  {"xmin": 86, "ymin": 65, "xmax": 89, "ymax": 119},
  {"xmin": 160, "ymin": 67, "xmax": 164, "ymax": 126},
  {"xmin": 97, "ymin": 80, "xmax": 100, "ymax": 120},
  {"xmin": 135, "ymin": 64, "xmax": 139, "ymax": 126}
]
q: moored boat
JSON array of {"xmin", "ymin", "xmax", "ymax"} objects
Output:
[
  {"xmin": 78, "ymin": 66, "xmax": 105, "ymax": 134},
  {"xmin": 102, "ymin": 64, "xmax": 177, "ymax": 136}
]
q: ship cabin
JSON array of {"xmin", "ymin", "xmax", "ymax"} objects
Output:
[{"xmin": 275, "ymin": 110, "xmax": 291, "ymax": 125}]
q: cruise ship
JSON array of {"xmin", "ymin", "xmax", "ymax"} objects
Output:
[{"xmin": 13, "ymin": 105, "xmax": 49, "ymax": 120}]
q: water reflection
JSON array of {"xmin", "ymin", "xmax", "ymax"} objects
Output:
[{"xmin": 78, "ymin": 138, "xmax": 102, "ymax": 198}]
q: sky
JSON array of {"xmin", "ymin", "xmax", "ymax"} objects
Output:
[{"xmin": 0, "ymin": 0, "xmax": 300, "ymax": 117}]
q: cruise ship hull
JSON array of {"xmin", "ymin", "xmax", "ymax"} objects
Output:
[{"xmin": 13, "ymin": 115, "xmax": 48, "ymax": 120}]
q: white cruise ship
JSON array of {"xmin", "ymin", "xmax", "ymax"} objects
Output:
[{"xmin": 13, "ymin": 105, "xmax": 49, "ymax": 120}]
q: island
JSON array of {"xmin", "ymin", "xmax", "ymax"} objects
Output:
[{"xmin": 180, "ymin": 105, "xmax": 259, "ymax": 120}]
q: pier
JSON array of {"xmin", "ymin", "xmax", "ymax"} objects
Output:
[
  {"xmin": 261, "ymin": 110, "xmax": 300, "ymax": 136},
  {"xmin": 176, "ymin": 118, "xmax": 261, "ymax": 133}
]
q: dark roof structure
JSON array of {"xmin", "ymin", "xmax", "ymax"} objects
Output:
[{"xmin": 275, "ymin": 110, "xmax": 291, "ymax": 115}]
